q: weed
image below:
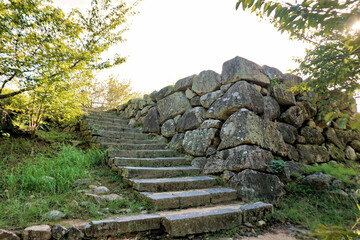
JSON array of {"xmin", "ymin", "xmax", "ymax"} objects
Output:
[
  {"xmin": 37, "ymin": 128, "xmax": 76, "ymax": 142},
  {"xmin": 303, "ymin": 161, "xmax": 358, "ymax": 185},
  {"xmin": 271, "ymin": 159, "xmax": 288, "ymax": 174},
  {"xmin": 274, "ymin": 182, "xmax": 359, "ymax": 231}
]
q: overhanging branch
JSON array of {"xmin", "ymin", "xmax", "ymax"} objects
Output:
[{"xmin": 0, "ymin": 87, "xmax": 34, "ymax": 99}]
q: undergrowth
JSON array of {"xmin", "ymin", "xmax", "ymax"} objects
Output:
[
  {"xmin": 303, "ymin": 161, "xmax": 358, "ymax": 185},
  {"xmin": 0, "ymin": 129, "xmax": 149, "ymax": 229},
  {"xmin": 274, "ymin": 182, "xmax": 359, "ymax": 231}
]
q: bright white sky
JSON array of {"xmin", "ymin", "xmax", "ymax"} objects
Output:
[{"xmin": 54, "ymin": 0, "xmax": 310, "ymax": 94}]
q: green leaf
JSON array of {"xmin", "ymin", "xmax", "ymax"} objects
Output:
[
  {"xmin": 235, "ymin": 1, "xmax": 241, "ymax": 10},
  {"xmin": 324, "ymin": 112, "xmax": 334, "ymax": 122},
  {"xmin": 338, "ymin": 117, "xmax": 348, "ymax": 129},
  {"xmin": 266, "ymin": 4, "xmax": 277, "ymax": 17}
]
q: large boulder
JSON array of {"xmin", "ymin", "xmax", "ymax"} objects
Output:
[
  {"xmin": 350, "ymin": 140, "xmax": 360, "ymax": 152},
  {"xmin": 218, "ymin": 108, "xmax": 287, "ymax": 157},
  {"xmin": 192, "ymin": 70, "xmax": 221, "ymax": 96},
  {"xmin": 176, "ymin": 107, "xmax": 205, "ymax": 132},
  {"xmin": 221, "ymin": 56, "xmax": 270, "ymax": 87},
  {"xmin": 283, "ymin": 74, "xmax": 303, "ymax": 88},
  {"xmin": 183, "ymin": 128, "xmax": 217, "ymax": 156},
  {"xmin": 143, "ymin": 107, "xmax": 160, "ymax": 133},
  {"xmin": 203, "ymin": 145, "xmax": 273, "ymax": 174},
  {"xmin": 300, "ymin": 127, "xmax": 325, "ymax": 145},
  {"xmin": 161, "ymin": 119, "xmax": 176, "ymax": 138},
  {"xmin": 304, "ymin": 173, "xmax": 335, "ymax": 191},
  {"xmin": 297, "ymin": 145, "xmax": 330, "ymax": 164},
  {"xmin": 205, "ymin": 81, "xmax": 264, "ymax": 120},
  {"xmin": 345, "ymin": 146, "xmax": 357, "ymax": 160},
  {"xmin": 286, "ymin": 144, "xmax": 300, "ymax": 162},
  {"xmin": 325, "ymin": 128, "xmax": 345, "ymax": 149},
  {"xmin": 296, "ymin": 102, "xmax": 316, "ymax": 121},
  {"xmin": 154, "ymin": 85, "xmax": 174, "ymax": 101},
  {"xmin": 185, "ymin": 89, "xmax": 197, "ymax": 99},
  {"xmin": 277, "ymin": 122, "xmax": 298, "ymax": 144},
  {"xmin": 261, "ymin": 65, "xmax": 285, "ymax": 80},
  {"xmin": 200, "ymin": 90, "xmax": 223, "ymax": 108},
  {"xmin": 174, "ymin": 75, "xmax": 196, "ymax": 92},
  {"xmin": 272, "ymin": 85, "xmax": 296, "ymax": 106},
  {"xmin": 200, "ymin": 119, "xmax": 222, "ymax": 129},
  {"xmin": 0, "ymin": 229, "xmax": 19, "ymax": 240},
  {"xmin": 23, "ymin": 225, "xmax": 52, "ymax": 240},
  {"xmin": 327, "ymin": 143, "xmax": 346, "ymax": 161},
  {"xmin": 169, "ymin": 133, "xmax": 185, "ymax": 152},
  {"xmin": 228, "ymin": 169, "xmax": 285, "ymax": 202},
  {"xmin": 157, "ymin": 92, "xmax": 191, "ymax": 123},
  {"xmin": 263, "ymin": 96, "xmax": 280, "ymax": 121},
  {"xmin": 280, "ymin": 106, "xmax": 304, "ymax": 128}
]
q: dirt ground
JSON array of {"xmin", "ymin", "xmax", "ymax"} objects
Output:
[{"xmin": 239, "ymin": 232, "xmax": 297, "ymax": 240}]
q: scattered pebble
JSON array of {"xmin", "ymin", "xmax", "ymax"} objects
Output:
[
  {"xmin": 43, "ymin": 210, "xmax": 65, "ymax": 221},
  {"xmin": 73, "ymin": 178, "xmax": 91, "ymax": 187},
  {"xmin": 93, "ymin": 186, "xmax": 110, "ymax": 194}
]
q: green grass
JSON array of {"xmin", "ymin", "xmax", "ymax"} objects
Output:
[
  {"xmin": 303, "ymin": 161, "xmax": 358, "ymax": 185},
  {"xmin": 37, "ymin": 128, "xmax": 77, "ymax": 143},
  {"xmin": 274, "ymin": 183, "xmax": 359, "ymax": 231},
  {"xmin": 0, "ymin": 129, "xmax": 150, "ymax": 229}
]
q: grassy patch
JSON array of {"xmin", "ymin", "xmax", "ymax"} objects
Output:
[
  {"xmin": 37, "ymin": 128, "xmax": 77, "ymax": 143},
  {"xmin": 0, "ymin": 129, "xmax": 149, "ymax": 229},
  {"xmin": 303, "ymin": 161, "xmax": 358, "ymax": 185},
  {"xmin": 274, "ymin": 183, "xmax": 359, "ymax": 231}
]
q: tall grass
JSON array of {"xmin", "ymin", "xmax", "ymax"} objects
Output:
[
  {"xmin": 1, "ymin": 146, "xmax": 105, "ymax": 196},
  {"xmin": 303, "ymin": 161, "xmax": 358, "ymax": 185}
]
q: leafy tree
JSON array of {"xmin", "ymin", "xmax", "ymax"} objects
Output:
[
  {"xmin": 3, "ymin": 75, "xmax": 90, "ymax": 137},
  {"xmin": 0, "ymin": 0, "xmax": 137, "ymax": 135},
  {"xmin": 235, "ymin": 0, "xmax": 360, "ymax": 116},
  {"xmin": 0, "ymin": 0, "xmax": 135, "ymax": 99},
  {"xmin": 90, "ymin": 75, "xmax": 141, "ymax": 110}
]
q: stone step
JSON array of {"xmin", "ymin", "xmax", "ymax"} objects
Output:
[
  {"xmin": 84, "ymin": 115, "xmax": 126, "ymax": 122},
  {"xmin": 109, "ymin": 149, "xmax": 178, "ymax": 158},
  {"xmin": 120, "ymin": 166, "xmax": 201, "ymax": 179},
  {"xmin": 83, "ymin": 202, "xmax": 273, "ymax": 238},
  {"xmin": 140, "ymin": 188, "xmax": 238, "ymax": 211},
  {"xmin": 97, "ymin": 137, "xmax": 158, "ymax": 145},
  {"xmin": 110, "ymin": 157, "xmax": 191, "ymax": 167},
  {"xmin": 88, "ymin": 125, "xmax": 140, "ymax": 133},
  {"xmin": 160, "ymin": 202, "xmax": 273, "ymax": 237},
  {"xmin": 92, "ymin": 130, "xmax": 152, "ymax": 140},
  {"xmin": 102, "ymin": 143, "xmax": 167, "ymax": 150},
  {"xmin": 84, "ymin": 118, "xmax": 129, "ymax": 126},
  {"xmin": 129, "ymin": 176, "xmax": 217, "ymax": 192}
]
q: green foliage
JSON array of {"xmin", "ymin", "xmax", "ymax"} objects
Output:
[
  {"xmin": 275, "ymin": 183, "xmax": 359, "ymax": 231},
  {"xmin": 36, "ymin": 128, "xmax": 76, "ymax": 143},
  {"xmin": 271, "ymin": 158, "xmax": 288, "ymax": 174},
  {"xmin": 1, "ymin": 145, "xmax": 104, "ymax": 195},
  {"xmin": 235, "ymin": 0, "xmax": 360, "ymax": 117},
  {"xmin": 303, "ymin": 162, "xmax": 358, "ymax": 185},
  {"xmin": 0, "ymin": 0, "xmax": 136, "ymax": 99},
  {"xmin": 90, "ymin": 75, "xmax": 141, "ymax": 110},
  {"xmin": 0, "ymin": 0, "xmax": 137, "ymax": 135},
  {"xmin": 0, "ymin": 130, "xmax": 149, "ymax": 228},
  {"xmin": 312, "ymin": 189, "xmax": 360, "ymax": 239}
]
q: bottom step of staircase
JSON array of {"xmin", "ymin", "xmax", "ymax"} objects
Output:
[{"xmin": 83, "ymin": 202, "xmax": 273, "ymax": 238}]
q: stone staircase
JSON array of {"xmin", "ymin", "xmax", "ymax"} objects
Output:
[{"xmin": 81, "ymin": 109, "xmax": 273, "ymax": 238}]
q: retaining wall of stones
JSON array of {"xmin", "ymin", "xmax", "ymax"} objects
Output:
[{"xmin": 117, "ymin": 56, "xmax": 360, "ymax": 201}]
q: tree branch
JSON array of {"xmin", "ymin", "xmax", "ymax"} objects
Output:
[
  {"xmin": 0, "ymin": 87, "xmax": 33, "ymax": 99},
  {"xmin": 0, "ymin": 72, "xmax": 17, "ymax": 95}
]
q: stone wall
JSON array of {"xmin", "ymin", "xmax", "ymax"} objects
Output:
[{"xmin": 117, "ymin": 56, "xmax": 360, "ymax": 202}]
